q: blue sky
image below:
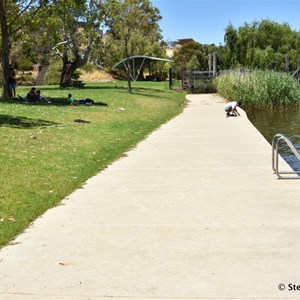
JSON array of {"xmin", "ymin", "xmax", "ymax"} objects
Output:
[{"xmin": 151, "ymin": 0, "xmax": 300, "ymax": 45}]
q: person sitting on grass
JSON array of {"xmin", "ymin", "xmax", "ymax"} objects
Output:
[
  {"xmin": 224, "ymin": 101, "xmax": 241, "ymax": 117},
  {"xmin": 67, "ymin": 93, "xmax": 76, "ymax": 106},
  {"xmin": 26, "ymin": 87, "xmax": 38, "ymax": 103},
  {"xmin": 36, "ymin": 90, "xmax": 47, "ymax": 103}
]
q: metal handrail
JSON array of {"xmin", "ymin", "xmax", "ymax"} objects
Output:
[{"xmin": 272, "ymin": 133, "xmax": 300, "ymax": 179}]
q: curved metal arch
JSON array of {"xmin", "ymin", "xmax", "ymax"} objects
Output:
[{"xmin": 113, "ymin": 56, "xmax": 173, "ymax": 81}]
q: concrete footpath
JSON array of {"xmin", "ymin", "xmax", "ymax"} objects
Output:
[{"xmin": 0, "ymin": 94, "xmax": 300, "ymax": 300}]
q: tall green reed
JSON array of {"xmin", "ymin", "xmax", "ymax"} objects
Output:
[{"xmin": 214, "ymin": 69, "xmax": 300, "ymax": 109}]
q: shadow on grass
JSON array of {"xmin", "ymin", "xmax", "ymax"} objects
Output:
[
  {"xmin": 19, "ymin": 84, "xmax": 120, "ymax": 91},
  {"xmin": 0, "ymin": 97, "xmax": 108, "ymax": 107},
  {"xmin": 0, "ymin": 97, "xmax": 68, "ymax": 106},
  {"xmin": 0, "ymin": 114, "xmax": 60, "ymax": 129},
  {"xmin": 33, "ymin": 84, "xmax": 168, "ymax": 92},
  {"xmin": 132, "ymin": 91, "xmax": 171, "ymax": 100}
]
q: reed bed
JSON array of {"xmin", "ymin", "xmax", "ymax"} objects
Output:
[{"xmin": 214, "ymin": 69, "xmax": 300, "ymax": 109}]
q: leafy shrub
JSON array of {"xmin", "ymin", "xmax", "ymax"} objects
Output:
[
  {"xmin": 72, "ymin": 70, "xmax": 82, "ymax": 80},
  {"xmin": 79, "ymin": 63, "xmax": 97, "ymax": 73},
  {"xmin": 193, "ymin": 81, "xmax": 216, "ymax": 94},
  {"xmin": 214, "ymin": 69, "xmax": 300, "ymax": 109},
  {"xmin": 17, "ymin": 74, "xmax": 35, "ymax": 85},
  {"xmin": 45, "ymin": 58, "xmax": 62, "ymax": 85},
  {"xmin": 17, "ymin": 58, "xmax": 34, "ymax": 73}
]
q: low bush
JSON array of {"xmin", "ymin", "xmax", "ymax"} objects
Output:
[
  {"xmin": 192, "ymin": 81, "xmax": 216, "ymax": 94},
  {"xmin": 17, "ymin": 73, "xmax": 35, "ymax": 85},
  {"xmin": 79, "ymin": 62, "xmax": 97, "ymax": 73},
  {"xmin": 214, "ymin": 69, "xmax": 300, "ymax": 109},
  {"xmin": 45, "ymin": 58, "xmax": 62, "ymax": 85}
]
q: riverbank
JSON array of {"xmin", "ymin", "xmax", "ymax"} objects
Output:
[{"xmin": 0, "ymin": 94, "xmax": 299, "ymax": 299}]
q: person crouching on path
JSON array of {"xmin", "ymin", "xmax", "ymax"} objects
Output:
[{"xmin": 225, "ymin": 101, "xmax": 241, "ymax": 117}]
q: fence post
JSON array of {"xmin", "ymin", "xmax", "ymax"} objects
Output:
[
  {"xmin": 285, "ymin": 55, "xmax": 290, "ymax": 73},
  {"xmin": 213, "ymin": 53, "xmax": 217, "ymax": 77},
  {"xmin": 189, "ymin": 71, "xmax": 194, "ymax": 93},
  {"xmin": 208, "ymin": 54, "xmax": 212, "ymax": 75}
]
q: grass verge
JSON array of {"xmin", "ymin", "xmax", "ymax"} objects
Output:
[{"xmin": 0, "ymin": 81, "xmax": 186, "ymax": 247}]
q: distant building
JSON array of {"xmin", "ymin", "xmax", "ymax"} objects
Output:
[
  {"xmin": 164, "ymin": 45, "xmax": 176, "ymax": 58},
  {"xmin": 176, "ymin": 38, "xmax": 195, "ymax": 46},
  {"xmin": 163, "ymin": 38, "xmax": 195, "ymax": 57}
]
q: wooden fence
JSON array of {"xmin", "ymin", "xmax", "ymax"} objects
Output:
[{"xmin": 181, "ymin": 71, "xmax": 215, "ymax": 91}]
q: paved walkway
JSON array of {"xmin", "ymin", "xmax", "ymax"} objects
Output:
[{"xmin": 0, "ymin": 94, "xmax": 299, "ymax": 300}]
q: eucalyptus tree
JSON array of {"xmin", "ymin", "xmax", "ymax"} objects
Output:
[
  {"xmin": 102, "ymin": 27, "xmax": 165, "ymax": 75},
  {"xmin": 55, "ymin": 0, "xmax": 105, "ymax": 87},
  {"xmin": 172, "ymin": 42, "xmax": 208, "ymax": 77},
  {"xmin": 105, "ymin": 0, "xmax": 162, "ymax": 93},
  {"xmin": 0, "ymin": 0, "xmax": 48, "ymax": 98},
  {"xmin": 25, "ymin": 0, "xmax": 105, "ymax": 87}
]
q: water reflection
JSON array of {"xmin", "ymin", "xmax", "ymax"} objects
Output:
[{"xmin": 247, "ymin": 108, "xmax": 300, "ymax": 171}]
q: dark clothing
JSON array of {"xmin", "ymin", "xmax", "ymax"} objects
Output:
[
  {"xmin": 27, "ymin": 90, "xmax": 38, "ymax": 103},
  {"xmin": 8, "ymin": 70, "xmax": 17, "ymax": 95}
]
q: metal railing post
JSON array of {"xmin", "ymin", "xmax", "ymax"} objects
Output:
[{"xmin": 272, "ymin": 133, "xmax": 300, "ymax": 179}]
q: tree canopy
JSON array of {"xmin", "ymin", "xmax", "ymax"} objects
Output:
[
  {"xmin": 1, "ymin": 0, "xmax": 164, "ymax": 96},
  {"xmin": 2, "ymin": 2, "xmax": 300, "ymax": 99},
  {"xmin": 105, "ymin": 0, "xmax": 162, "ymax": 92},
  {"xmin": 171, "ymin": 19, "xmax": 300, "ymax": 76},
  {"xmin": 223, "ymin": 19, "xmax": 300, "ymax": 71},
  {"xmin": 172, "ymin": 42, "xmax": 221, "ymax": 77},
  {"xmin": 23, "ymin": 0, "xmax": 105, "ymax": 87},
  {"xmin": 0, "ymin": 0, "xmax": 49, "ymax": 97}
]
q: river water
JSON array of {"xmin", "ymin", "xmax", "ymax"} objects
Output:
[{"xmin": 247, "ymin": 108, "xmax": 300, "ymax": 171}]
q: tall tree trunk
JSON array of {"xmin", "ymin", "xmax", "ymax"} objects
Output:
[
  {"xmin": 125, "ymin": 42, "xmax": 132, "ymax": 93},
  {"xmin": 0, "ymin": 0, "xmax": 12, "ymax": 98},
  {"xmin": 60, "ymin": 56, "xmax": 78, "ymax": 87},
  {"xmin": 126, "ymin": 56, "xmax": 132, "ymax": 93},
  {"xmin": 60, "ymin": 64, "xmax": 72, "ymax": 87}
]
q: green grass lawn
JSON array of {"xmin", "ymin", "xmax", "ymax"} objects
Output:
[{"xmin": 0, "ymin": 81, "xmax": 186, "ymax": 247}]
